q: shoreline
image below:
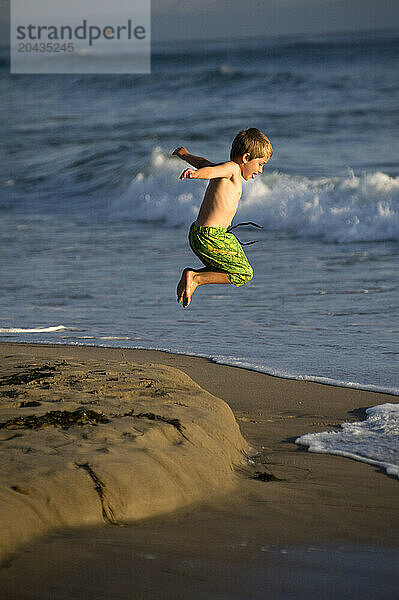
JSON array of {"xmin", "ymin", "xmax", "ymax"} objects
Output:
[
  {"xmin": 1, "ymin": 339, "xmax": 398, "ymax": 397},
  {"xmin": 1, "ymin": 341, "xmax": 398, "ymax": 598}
]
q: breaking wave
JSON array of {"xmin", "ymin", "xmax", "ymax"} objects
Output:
[{"xmin": 113, "ymin": 148, "xmax": 399, "ymax": 243}]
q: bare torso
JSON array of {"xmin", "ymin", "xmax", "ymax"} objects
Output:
[{"xmin": 195, "ymin": 170, "xmax": 242, "ymax": 228}]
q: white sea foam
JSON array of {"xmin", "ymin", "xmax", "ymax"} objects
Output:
[
  {"xmin": 99, "ymin": 336, "xmax": 131, "ymax": 340},
  {"xmin": 296, "ymin": 403, "xmax": 399, "ymax": 479},
  {"xmin": 209, "ymin": 356, "xmax": 399, "ymax": 396},
  {"xmin": 0, "ymin": 325, "xmax": 67, "ymax": 333},
  {"xmin": 116, "ymin": 148, "xmax": 399, "ymax": 242}
]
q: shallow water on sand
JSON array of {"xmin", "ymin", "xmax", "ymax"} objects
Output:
[
  {"xmin": 1, "ymin": 216, "xmax": 398, "ymax": 395},
  {"xmin": 1, "ymin": 522, "xmax": 398, "ymax": 600}
]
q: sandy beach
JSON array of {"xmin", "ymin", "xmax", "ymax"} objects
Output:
[{"xmin": 0, "ymin": 342, "xmax": 398, "ymax": 599}]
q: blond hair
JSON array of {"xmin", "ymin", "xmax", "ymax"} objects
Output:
[{"xmin": 230, "ymin": 128, "xmax": 273, "ymax": 161}]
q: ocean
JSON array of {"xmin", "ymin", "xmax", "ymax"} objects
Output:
[{"xmin": 1, "ymin": 29, "xmax": 398, "ymax": 468}]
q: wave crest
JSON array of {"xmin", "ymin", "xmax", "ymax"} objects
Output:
[{"xmin": 114, "ymin": 148, "xmax": 399, "ymax": 243}]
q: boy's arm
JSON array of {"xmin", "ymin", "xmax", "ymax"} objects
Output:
[
  {"xmin": 172, "ymin": 146, "xmax": 214, "ymax": 169},
  {"xmin": 180, "ymin": 161, "xmax": 239, "ymax": 181}
]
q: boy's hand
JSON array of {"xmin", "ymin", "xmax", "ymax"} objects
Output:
[
  {"xmin": 172, "ymin": 146, "xmax": 189, "ymax": 158},
  {"xmin": 179, "ymin": 168, "xmax": 197, "ymax": 180}
]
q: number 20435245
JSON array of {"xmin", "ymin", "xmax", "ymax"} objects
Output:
[{"xmin": 18, "ymin": 42, "xmax": 74, "ymax": 52}]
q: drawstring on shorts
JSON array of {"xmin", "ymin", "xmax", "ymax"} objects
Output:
[{"xmin": 226, "ymin": 221, "xmax": 263, "ymax": 246}]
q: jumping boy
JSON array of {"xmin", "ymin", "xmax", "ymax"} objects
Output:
[{"xmin": 173, "ymin": 128, "xmax": 273, "ymax": 307}]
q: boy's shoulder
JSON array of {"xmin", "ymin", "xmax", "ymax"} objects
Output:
[
  {"xmin": 217, "ymin": 160, "xmax": 241, "ymax": 178},
  {"xmin": 229, "ymin": 161, "xmax": 241, "ymax": 180}
]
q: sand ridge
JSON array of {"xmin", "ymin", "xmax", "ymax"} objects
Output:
[{"xmin": 0, "ymin": 353, "xmax": 248, "ymax": 562}]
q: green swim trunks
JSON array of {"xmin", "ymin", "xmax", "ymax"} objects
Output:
[{"xmin": 189, "ymin": 223, "xmax": 253, "ymax": 287}]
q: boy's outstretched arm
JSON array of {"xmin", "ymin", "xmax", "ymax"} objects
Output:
[
  {"xmin": 172, "ymin": 146, "xmax": 214, "ymax": 169},
  {"xmin": 180, "ymin": 161, "xmax": 239, "ymax": 180}
]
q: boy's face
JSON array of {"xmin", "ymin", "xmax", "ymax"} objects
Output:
[{"xmin": 240, "ymin": 154, "xmax": 270, "ymax": 181}]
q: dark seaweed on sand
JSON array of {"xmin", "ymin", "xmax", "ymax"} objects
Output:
[
  {"xmin": 0, "ymin": 365, "xmax": 57, "ymax": 387},
  {"xmin": 0, "ymin": 407, "xmax": 110, "ymax": 430}
]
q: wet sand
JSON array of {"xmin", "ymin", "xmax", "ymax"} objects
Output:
[{"xmin": 0, "ymin": 342, "xmax": 398, "ymax": 599}]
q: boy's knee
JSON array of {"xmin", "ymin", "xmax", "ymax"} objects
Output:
[
  {"xmin": 244, "ymin": 265, "xmax": 253, "ymax": 284},
  {"xmin": 231, "ymin": 265, "xmax": 253, "ymax": 286}
]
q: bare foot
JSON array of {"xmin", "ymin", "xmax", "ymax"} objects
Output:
[
  {"xmin": 176, "ymin": 268, "xmax": 189, "ymax": 304},
  {"xmin": 182, "ymin": 270, "xmax": 198, "ymax": 308}
]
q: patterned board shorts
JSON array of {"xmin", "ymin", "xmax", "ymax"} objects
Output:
[{"xmin": 188, "ymin": 223, "xmax": 253, "ymax": 287}]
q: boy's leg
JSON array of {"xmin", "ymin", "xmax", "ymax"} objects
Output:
[{"xmin": 177, "ymin": 267, "xmax": 230, "ymax": 307}]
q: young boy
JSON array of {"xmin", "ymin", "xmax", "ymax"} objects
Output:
[{"xmin": 173, "ymin": 128, "xmax": 273, "ymax": 308}]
